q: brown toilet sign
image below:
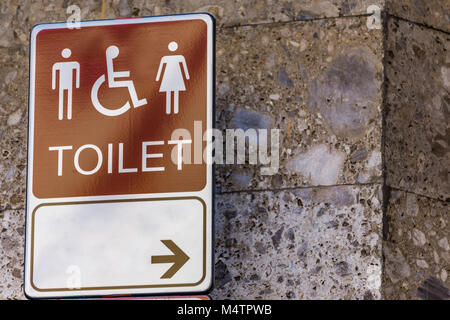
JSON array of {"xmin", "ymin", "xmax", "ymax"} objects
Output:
[{"xmin": 25, "ymin": 14, "xmax": 214, "ymax": 299}]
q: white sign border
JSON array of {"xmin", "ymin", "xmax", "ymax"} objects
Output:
[{"xmin": 24, "ymin": 13, "xmax": 215, "ymax": 299}]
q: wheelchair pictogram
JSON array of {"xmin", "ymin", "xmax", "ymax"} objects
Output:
[{"xmin": 91, "ymin": 45, "xmax": 147, "ymax": 117}]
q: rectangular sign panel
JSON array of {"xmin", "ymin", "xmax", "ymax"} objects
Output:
[{"xmin": 25, "ymin": 14, "xmax": 214, "ymax": 298}]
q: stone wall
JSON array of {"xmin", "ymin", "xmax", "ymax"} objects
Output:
[
  {"xmin": 0, "ymin": 0, "xmax": 448, "ymax": 300},
  {"xmin": 383, "ymin": 13, "xmax": 449, "ymax": 299},
  {"xmin": 213, "ymin": 14, "xmax": 384, "ymax": 299},
  {"xmin": 383, "ymin": 191, "xmax": 449, "ymax": 299},
  {"xmin": 386, "ymin": 0, "xmax": 450, "ymax": 33}
]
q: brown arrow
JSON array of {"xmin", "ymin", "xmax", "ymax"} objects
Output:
[{"xmin": 151, "ymin": 240, "xmax": 190, "ymax": 279}]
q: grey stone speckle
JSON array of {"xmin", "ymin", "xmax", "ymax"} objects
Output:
[
  {"xmin": 276, "ymin": 68, "xmax": 294, "ymax": 87},
  {"xmin": 4, "ymin": 71, "xmax": 17, "ymax": 85},
  {"xmin": 296, "ymin": 243, "xmax": 308, "ymax": 262},
  {"xmin": 117, "ymin": 0, "xmax": 131, "ymax": 17},
  {"xmin": 271, "ymin": 227, "xmax": 284, "ymax": 249},
  {"xmin": 7, "ymin": 109, "xmax": 22, "ymax": 126},
  {"xmin": 286, "ymin": 228, "xmax": 295, "ymax": 242},
  {"xmin": 438, "ymin": 237, "xmax": 449, "ymax": 251},
  {"xmin": 334, "ymin": 261, "xmax": 351, "ymax": 276},
  {"xmin": 255, "ymin": 242, "xmax": 266, "ymax": 254},
  {"xmin": 441, "ymin": 269, "xmax": 448, "ymax": 282},
  {"xmin": 223, "ymin": 210, "xmax": 237, "ymax": 220},
  {"xmin": 232, "ymin": 109, "xmax": 271, "ymax": 130},
  {"xmin": 308, "ymin": 50, "xmax": 380, "ymax": 139},
  {"xmin": 287, "ymin": 144, "xmax": 345, "ymax": 185},
  {"xmin": 412, "ymin": 229, "xmax": 427, "ymax": 246},
  {"xmin": 230, "ymin": 172, "xmax": 252, "ymax": 188},
  {"xmin": 384, "ymin": 246, "xmax": 411, "ymax": 284},
  {"xmin": 441, "ymin": 67, "xmax": 450, "ymax": 90},
  {"xmin": 350, "ymin": 147, "xmax": 369, "ymax": 163},
  {"xmin": 313, "ymin": 186, "xmax": 355, "ymax": 207},
  {"xmin": 250, "ymin": 274, "xmax": 260, "ymax": 281},
  {"xmin": 5, "ymin": 166, "xmax": 14, "ymax": 181},
  {"xmin": 215, "ymin": 260, "xmax": 232, "ymax": 289},
  {"xmin": 326, "ymin": 219, "xmax": 339, "ymax": 229},
  {"xmin": 406, "ymin": 193, "xmax": 419, "ymax": 217},
  {"xmin": 296, "ymin": 11, "xmax": 315, "ymax": 21},
  {"xmin": 416, "ymin": 259, "xmax": 429, "ymax": 269},
  {"xmin": 286, "ymin": 291, "xmax": 295, "ymax": 299}
]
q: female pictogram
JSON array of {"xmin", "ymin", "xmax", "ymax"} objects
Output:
[{"xmin": 156, "ymin": 41, "xmax": 190, "ymax": 115}]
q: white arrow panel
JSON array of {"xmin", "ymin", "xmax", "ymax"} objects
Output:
[{"xmin": 31, "ymin": 199, "xmax": 205, "ymax": 291}]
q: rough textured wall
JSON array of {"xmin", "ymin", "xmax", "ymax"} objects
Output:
[
  {"xmin": 214, "ymin": 186, "xmax": 383, "ymax": 299},
  {"xmin": 386, "ymin": 0, "xmax": 450, "ymax": 33},
  {"xmin": 383, "ymin": 190, "xmax": 449, "ymax": 299},
  {"xmin": 0, "ymin": 210, "xmax": 24, "ymax": 299},
  {"xmin": 383, "ymin": 16, "xmax": 449, "ymax": 299},
  {"xmin": 98, "ymin": 0, "xmax": 386, "ymax": 26},
  {"xmin": 0, "ymin": 1, "xmax": 385, "ymax": 300},
  {"xmin": 213, "ymin": 16, "xmax": 384, "ymax": 299},
  {"xmin": 384, "ymin": 17, "xmax": 450, "ymax": 202},
  {"xmin": 215, "ymin": 18, "xmax": 383, "ymax": 192},
  {"xmin": 0, "ymin": 0, "xmax": 448, "ymax": 300}
]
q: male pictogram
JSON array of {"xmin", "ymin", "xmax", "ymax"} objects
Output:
[
  {"xmin": 156, "ymin": 41, "xmax": 190, "ymax": 114},
  {"xmin": 52, "ymin": 48, "xmax": 80, "ymax": 120}
]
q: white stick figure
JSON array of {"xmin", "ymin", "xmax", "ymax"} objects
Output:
[
  {"xmin": 105, "ymin": 45, "xmax": 147, "ymax": 108},
  {"xmin": 91, "ymin": 45, "xmax": 148, "ymax": 117},
  {"xmin": 52, "ymin": 48, "xmax": 80, "ymax": 120},
  {"xmin": 156, "ymin": 41, "xmax": 190, "ymax": 114}
]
